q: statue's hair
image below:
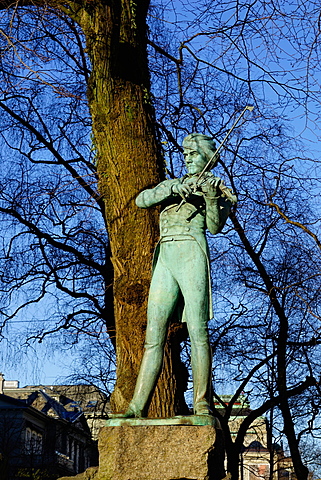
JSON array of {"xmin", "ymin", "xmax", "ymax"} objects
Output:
[{"xmin": 182, "ymin": 133, "xmax": 219, "ymax": 167}]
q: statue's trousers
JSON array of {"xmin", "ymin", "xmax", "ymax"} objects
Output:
[{"xmin": 129, "ymin": 239, "xmax": 212, "ymax": 414}]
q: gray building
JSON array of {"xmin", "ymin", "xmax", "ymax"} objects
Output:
[{"xmin": 0, "ymin": 374, "xmax": 98, "ymax": 480}]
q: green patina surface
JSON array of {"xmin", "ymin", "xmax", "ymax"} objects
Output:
[
  {"xmin": 106, "ymin": 414, "xmax": 220, "ymax": 427},
  {"xmin": 121, "ymin": 133, "xmax": 236, "ymax": 419}
]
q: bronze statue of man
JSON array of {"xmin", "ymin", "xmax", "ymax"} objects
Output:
[{"xmin": 124, "ymin": 133, "xmax": 236, "ymax": 417}]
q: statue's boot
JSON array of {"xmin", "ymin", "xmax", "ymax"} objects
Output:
[
  {"xmin": 124, "ymin": 342, "xmax": 164, "ymax": 417},
  {"xmin": 194, "ymin": 400, "xmax": 213, "ymax": 416},
  {"xmin": 109, "ymin": 405, "xmax": 143, "ymax": 418},
  {"xmin": 191, "ymin": 337, "xmax": 212, "ymax": 416}
]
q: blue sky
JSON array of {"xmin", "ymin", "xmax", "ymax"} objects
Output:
[{"xmin": 2, "ymin": 0, "xmax": 321, "ymax": 392}]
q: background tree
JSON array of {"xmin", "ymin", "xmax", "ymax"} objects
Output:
[
  {"xmin": 1, "ymin": 0, "xmax": 321, "ymax": 479},
  {"xmin": 0, "ymin": 1, "xmax": 187, "ymax": 417},
  {"xmin": 146, "ymin": 2, "xmax": 321, "ymax": 478}
]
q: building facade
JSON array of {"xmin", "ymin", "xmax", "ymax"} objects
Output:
[
  {"xmin": 0, "ymin": 375, "xmax": 98, "ymax": 480},
  {"xmin": 215, "ymin": 395, "xmax": 295, "ymax": 480}
]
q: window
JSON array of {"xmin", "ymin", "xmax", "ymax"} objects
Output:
[
  {"xmin": 25, "ymin": 427, "xmax": 43, "ymax": 455},
  {"xmin": 248, "ymin": 464, "xmax": 270, "ymax": 480}
]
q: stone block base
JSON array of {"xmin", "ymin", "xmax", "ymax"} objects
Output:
[
  {"xmin": 58, "ymin": 466, "xmax": 99, "ymax": 480},
  {"xmin": 98, "ymin": 424, "xmax": 224, "ymax": 480}
]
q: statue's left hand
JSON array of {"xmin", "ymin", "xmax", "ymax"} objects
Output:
[{"xmin": 199, "ymin": 173, "xmax": 221, "ymax": 197}]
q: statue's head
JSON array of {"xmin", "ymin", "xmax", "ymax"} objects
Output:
[{"xmin": 182, "ymin": 133, "xmax": 217, "ymax": 175}]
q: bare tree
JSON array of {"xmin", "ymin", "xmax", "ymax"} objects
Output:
[{"xmin": 1, "ymin": 1, "xmax": 321, "ymax": 478}]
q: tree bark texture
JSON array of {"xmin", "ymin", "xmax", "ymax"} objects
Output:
[{"xmin": 70, "ymin": 0, "xmax": 186, "ymax": 416}]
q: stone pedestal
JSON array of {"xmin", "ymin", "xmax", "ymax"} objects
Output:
[{"xmin": 98, "ymin": 420, "xmax": 224, "ymax": 480}]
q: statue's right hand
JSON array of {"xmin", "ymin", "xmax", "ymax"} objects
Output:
[{"xmin": 172, "ymin": 182, "xmax": 193, "ymax": 199}]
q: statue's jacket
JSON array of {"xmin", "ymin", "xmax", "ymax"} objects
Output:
[{"xmin": 136, "ymin": 176, "xmax": 235, "ymax": 321}]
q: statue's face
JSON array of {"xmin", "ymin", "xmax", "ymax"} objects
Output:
[{"xmin": 183, "ymin": 143, "xmax": 207, "ymax": 175}]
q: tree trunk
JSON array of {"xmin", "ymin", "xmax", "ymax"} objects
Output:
[
  {"xmin": 224, "ymin": 428, "xmax": 240, "ymax": 480},
  {"xmin": 231, "ymin": 212, "xmax": 309, "ymax": 480},
  {"xmin": 73, "ymin": 0, "xmax": 186, "ymax": 416},
  {"xmin": 277, "ymin": 313, "xmax": 310, "ymax": 480}
]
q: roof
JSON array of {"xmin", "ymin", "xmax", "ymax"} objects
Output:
[
  {"xmin": 243, "ymin": 440, "xmax": 270, "ymax": 452},
  {"xmin": 4, "ymin": 383, "xmax": 109, "ymax": 414},
  {"xmin": 0, "ymin": 393, "xmax": 29, "ymax": 408},
  {"xmin": 0, "ymin": 390, "xmax": 84, "ymax": 425},
  {"xmin": 39, "ymin": 390, "xmax": 83, "ymax": 423},
  {"xmin": 0, "ymin": 393, "xmax": 52, "ymax": 423}
]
